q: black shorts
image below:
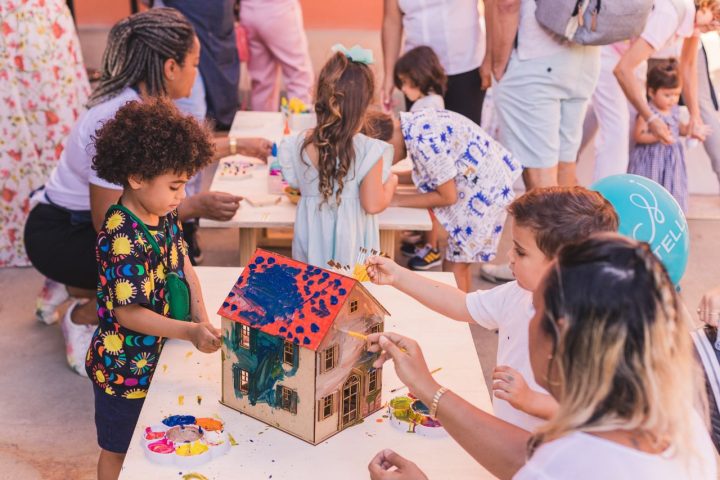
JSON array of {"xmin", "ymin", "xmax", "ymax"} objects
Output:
[
  {"xmin": 24, "ymin": 203, "xmax": 97, "ymax": 290},
  {"xmin": 444, "ymin": 68, "xmax": 486, "ymax": 126},
  {"xmin": 93, "ymin": 384, "xmax": 145, "ymax": 454}
]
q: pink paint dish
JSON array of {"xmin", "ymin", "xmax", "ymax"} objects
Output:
[{"xmin": 142, "ymin": 414, "xmax": 231, "ymax": 467}]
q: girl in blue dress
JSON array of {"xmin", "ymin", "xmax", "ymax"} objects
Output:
[{"xmin": 279, "ymin": 46, "xmax": 398, "ymax": 268}]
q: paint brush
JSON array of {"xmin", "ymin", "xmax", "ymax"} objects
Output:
[
  {"xmin": 389, "ymin": 367, "xmax": 443, "ymax": 393},
  {"xmin": 340, "ymin": 329, "xmax": 407, "ymax": 353}
]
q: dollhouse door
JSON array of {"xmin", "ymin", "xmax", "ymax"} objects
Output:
[{"xmin": 341, "ymin": 373, "xmax": 361, "ymax": 427}]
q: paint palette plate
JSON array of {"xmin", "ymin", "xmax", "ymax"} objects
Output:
[
  {"xmin": 142, "ymin": 415, "xmax": 230, "ymax": 467},
  {"xmin": 387, "ymin": 396, "xmax": 447, "ymax": 438}
]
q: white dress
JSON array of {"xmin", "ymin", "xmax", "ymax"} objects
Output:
[{"xmin": 278, "ymin": 132, "xmax": 393, "ymax": 268}]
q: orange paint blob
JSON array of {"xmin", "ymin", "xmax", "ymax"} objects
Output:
[{"xmin": 196, "ymin": 417, "xmax": 224, "ymax": 431}]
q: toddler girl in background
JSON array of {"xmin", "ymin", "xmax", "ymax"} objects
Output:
[
  {"xmin": 629, "ymin": 59, "xmax": 693, "ymax": 212},
  {"xmin": 279, "ymin": 45, "xmax": 398, "ymax": 267},
  {"xmin": 394, "ymin": 45, "xmax": 446, "ymax": 112}
]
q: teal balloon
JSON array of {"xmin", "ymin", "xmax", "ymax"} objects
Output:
[{"xmin": 591, "ymin": 174, "xmax": 689, "ymax": 285}]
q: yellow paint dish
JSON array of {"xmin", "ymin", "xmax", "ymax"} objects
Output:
[{"xmin": 175, "ymin": 440, "xmax": 209, "ymax": 457}]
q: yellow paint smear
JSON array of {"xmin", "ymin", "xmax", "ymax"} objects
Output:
[
  {"xmin": 182, "ymin": 474, "xmax": 208, "ymax": 480},
  {"xmin": 185, "ymin": 351, "xmax": 193, "ymax": 358},
  {"xmin": 178, "ymin": 395, "xmax": 184, "ymax": 406}
]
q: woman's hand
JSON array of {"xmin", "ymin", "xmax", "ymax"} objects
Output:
[
  {"xmin": 367, "ymin": 332, "xmax": 440, "ymax": 405},
  {"xmin": 368, "ymin": 449, "xmax": 429, "ymax": 480},
  {"xmin": 367, "ymin": 255, "xmax": 402, "ymax": 286},
  {"xmin": 238, "ymin": 137, "xmax": 273, "ymax": 161},
  {"xmin": 194, "ymin": 191, "xmax": 243, "ymax": 221},
  {"xmin": 382, "ymin": 76, "xmax": 396, "ymax": 113},
  {"xmin": 189, "ymin": 322, "xmax": 222, "ymax": 353},
  {"xmin": 698, "ymin": 285, "xmax": 720, "ymax": 327},
  {"xmin": 688, "ymin": 116, "xmax": 711, "ymax": 141},
  {"xmin": 647, "ymin": 117, "xmax": 674, "ymax": 145}
]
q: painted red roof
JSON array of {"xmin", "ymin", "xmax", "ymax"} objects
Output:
[{"xmin": 218, "ymin": 249, "xmax": 363, "ymax": 351}]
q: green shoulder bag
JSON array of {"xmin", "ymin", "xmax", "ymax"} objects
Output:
[{"xmin": 109, "ymin": 205, "xmax": 191, "ymax": 321}]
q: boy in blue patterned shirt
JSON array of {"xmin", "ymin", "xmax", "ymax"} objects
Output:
[
  {"xmin": 86, "ymin": 98, "xmax": 221, "ymax": 478},
  {"xmin": 364, "ymin": 109, "xmax": 522, "ymax": 291}
]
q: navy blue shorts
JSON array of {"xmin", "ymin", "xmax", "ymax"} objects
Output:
[{"xmin": 93, "ymin": 385, "xmax": 145, "ymax": 454}]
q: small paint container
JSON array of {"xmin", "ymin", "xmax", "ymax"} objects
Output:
[
  {"xmin": 165, "ymin": 424, "xmax": 202, "ymax": 444},
  {"xmin": 195, "ymin": 417, "xmax": 224, "ymax": 432},
  {"xmin": 144, "ymin": 438, "xmax": 176, "ymax": 466},
  {"xmin": 175, "ymin": 440, "xmax": 211, "ymax": 468},
  {"xmin": 162, "ymin": 414, "xmax": 196, "ymax": 427},
  {"xmin": 143, "ymin": 424, "xmax": 169, "ymax": 445},
  {"xmin": 208, "ymin": 433, "xmax": 231, "ymax": 459}
]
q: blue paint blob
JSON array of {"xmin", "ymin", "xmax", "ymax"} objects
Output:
[
  {"xmin": 162, "ymin": 415, "xmax": 196, "ymax": 427},
  {"xmin": 338, "ymin": 288, "xmax": 347, "ymax": 296},
  {"xmin": 267, "ymin": 257, "xmax": 276, "ymax": 264},
  {"xmin": 303, "ymin": 337, "xmax": 311, "ymax": 345},
  {"xmin": 295, "ymin": 326, "xmax": 304, "ymax": 334},
  {"xmin": 255, "ymin": 256, "xmax": 265, "ymax": 264},
  {"xmin": 310, "ymin": 323, "xmax": 320, "ymax": 333},
  {"xmin": 330, "ymin": 296, "xmax": 338, "ymax": 305},
  {"xmin": 279, "ymin": 326, "xmax": 287, "ymax": 333}
]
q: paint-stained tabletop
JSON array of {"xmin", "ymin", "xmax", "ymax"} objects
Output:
[{"xmin": 119, "ymin": 267, "xmax": 496, "ymax": 480}]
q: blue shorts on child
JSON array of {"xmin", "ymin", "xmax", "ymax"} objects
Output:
[{"xmin": 93, "ymin": 384, "xmax": 145, "ymax": 453}]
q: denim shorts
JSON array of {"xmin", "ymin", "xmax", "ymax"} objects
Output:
[{"xmin": 93, "ymin": 385, "xmax": 145, "ymax": 454}]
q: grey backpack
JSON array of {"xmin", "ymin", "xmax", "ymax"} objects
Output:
[{"xmin": 535, "ymin": 0, "xmax": 654, "ymax": 46}]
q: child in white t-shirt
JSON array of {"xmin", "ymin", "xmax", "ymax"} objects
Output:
[{"xmin": 367, "ymin": 186, "xmax": 619, "ymax": 431}]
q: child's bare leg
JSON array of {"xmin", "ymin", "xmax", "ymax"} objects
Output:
[
  {"xmin": 98, "ymin": 449, "xmax": 125, "ymax": 480},
  {"xmin": 444, "ymin": 260, "xmax": 472, "ymax": 292},
  {"xmin": 427, "ymin": 210, "xmax": 441, "ymax": 250},
  {"xmin": 66, "ymin": 287, "xmax": 98, "ymax": 325}
]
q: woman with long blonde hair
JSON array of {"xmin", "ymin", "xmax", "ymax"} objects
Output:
[
  {"xmin": 279, "ymin": 46, "xmax": 398, "ymax": 267},
  {"xmin": 366, "ymin": 234, "xmax": 716, "ymax": 479}
]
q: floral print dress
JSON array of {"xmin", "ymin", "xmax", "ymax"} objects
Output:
[{"xmin": 0, "ymin": 0, "xmax": 90, "ymax": 266}]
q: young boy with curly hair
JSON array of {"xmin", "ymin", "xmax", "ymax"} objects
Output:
[
  {"xmin": 367, "ymin": 186, "xmax": 618, "ymax": 432},
  {"xmin": 86, "ymin": 98, "xmax": 222, "ymax": 480}
]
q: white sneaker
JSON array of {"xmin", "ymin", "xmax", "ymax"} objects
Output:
[
  {"xmin": 60, "ymin": 300, "xmax": 95, "ymax": 377},
  {"xmin": 479, "ymin": 263, "xmax": 515, "ymax": 284},
  {"xmin": 36, "ymin": 278, "xmax": 69, "ymax": 325}
]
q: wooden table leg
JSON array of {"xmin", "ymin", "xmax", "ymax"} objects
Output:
[
  {"xmin": 379, "ymin": 230, "xmax": 395, "ymax": 260},
  {"xmin": 239, "ymin": 228, "xmax": 257, "ymax": 266}
]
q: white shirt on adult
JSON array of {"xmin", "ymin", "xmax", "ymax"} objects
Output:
[
  {"xmin": 514, "ymin": 413, "xmax": 717, "ymax": 479},
  {"xmin": 41, "ymin": 88, "xmax": 138, "ymax": 211},
  {"xmin": 516, "ymin": 0, "xmax": 573, "ymax": 60},
  {"xmin": 645, "ymin": 0, "xmax": 696, "ymax": 58},
  {"xmin": 398, "ymin": 0, "xmax": 484, "ymax": 75},
  {"xmin": 466, "ymin": 281, "xmax": 547, "ymax": 432}
]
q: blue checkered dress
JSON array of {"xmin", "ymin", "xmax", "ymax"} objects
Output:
[{"xmin": 628, "ymin": 105, "xmax": 687, "ymax": 212}]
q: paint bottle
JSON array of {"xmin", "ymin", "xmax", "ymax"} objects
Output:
[{"xmin": 267, "ymin": 143, "xmax": 284, "ymax": 195}]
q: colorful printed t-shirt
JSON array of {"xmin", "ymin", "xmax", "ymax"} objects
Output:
[
  {"xmin": 86, "ymin": 207, "xmax": 188, "ymax": 399},
  {"xmin": 400, "ymin": 109, "xmax": 523, "ymax": 263}
]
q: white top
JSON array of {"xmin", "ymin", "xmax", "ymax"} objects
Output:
[
  {"xmin": 514, "ymin": 414, "xmax": 717, "ymax": 479},
  {"xmin": 398, "ymin": 0, "xmax": 484, "ymax": 75},
  {"xmin": 410, "ymin": 94, "xmax": 445, "ymax": 112},
  {"xmin": 41, "ymin": 88, "xmax": 139, "ymax": 210},
  {"xmin": 466, "ymin": 281, "xmax": 547, "ymax": 432},
  {"xmin": 644, "ymin": 0, "xmax": 695, "ymax": 59},
  {"xmin": 278, "ymin": 132, "xmax": 393, "ymax": 267},
  {"xmin": 516, "ymin": 0, "xmax": 572, "ymax": 60}
]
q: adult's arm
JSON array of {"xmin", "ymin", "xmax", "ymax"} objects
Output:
[
  {"xmin": 491, "ymin": 0, "xmax": 520, "ymax": 81},
  {"xmin": 480, "ymin": 0, "xmax": 494, "ymax": 89},
  {"xmin": 367, "ymin": 332, "xmax": 530, "ymax": 479},
  {"xmin": 680, "ymin": 35, "xmax": 707, "ymax": 140},
  {"xmin": 90, "ymin": 184, "xmax": 122, "ymax": 232},
  {"xmin": 614, "ymin": 38, "xmax": 674, "ymax": 144},
  {"xmin": 381, "ymin": 0, "xmax": 403, "ymax": 110}
]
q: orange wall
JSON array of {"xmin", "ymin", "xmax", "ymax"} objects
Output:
[{"xmin": 73, "ymin": 0, "xmax": 382, "ymax": 30}]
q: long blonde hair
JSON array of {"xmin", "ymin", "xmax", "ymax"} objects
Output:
[{"xmin": 530, "ymin": 233, "xmax": 707, "ymax": 464}]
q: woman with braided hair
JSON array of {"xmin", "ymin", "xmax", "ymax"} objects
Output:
[
  {"xmin": 278, "ymin": 47, "xmax": 398, "ymax": 267},
  {"xmin": 366, "ymin": 234, "xmax": 716, "ymax": 480},
  {"xmin": 23, "ymin": 8, "xmax": 270, "ymax": 377}
]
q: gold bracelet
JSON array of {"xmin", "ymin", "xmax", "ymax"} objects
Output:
[
  {"xmin": 229, "ymin": 136, "xmax": 237, "ymax": 155},
  {"xmin": 429, "ymin": 386, "xmax": 448, "ymax": 418}
]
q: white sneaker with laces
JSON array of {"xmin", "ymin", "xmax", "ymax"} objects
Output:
[
  {"xmin": 60, "ymin": 299, "xmax": 95, "ymax": 377},
  {"xmin": 36, "ymin": 278, "xmax": 69, "ymax": 325},
  {"xmin": 479, "ymin": 263, "xmax": 515, "ymax": 283}
]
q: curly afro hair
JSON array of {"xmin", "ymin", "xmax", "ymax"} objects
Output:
[{"xmin": 92, "ymin": 97, "xmax": 214, "ymax": 185}]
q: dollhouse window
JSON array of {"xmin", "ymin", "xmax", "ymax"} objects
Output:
[
  {"xmin": 283, "ymin": 341, "xmax": 295, "ymax": 365},
  {"xmin": 239, "ymin": 324, "xmax": 251, "ymax": 349},
  {"xmin": 277, "ymin": 385, "xmax": 297, "ymax": 414},
  {"xmin": 350, "ymin": 300, "xmax": 358, "ymax": 313},
  {"xmin": 320, "ymin": 394, "xmax": 334, "ymax": 420},
  {"xmin": 368, "ymin": 370, "xmax": 378, "ymax": 393},
  {"xmin": 322, "ymin": 345, "xmax": 338, "ymax": 372},
  {"xmin": 368, "ymin": 323, "xmax": 382, "ymax": 334},
  {"xmin": 240, "ymin": 369, "xmax": 249, "ymax": 394}
]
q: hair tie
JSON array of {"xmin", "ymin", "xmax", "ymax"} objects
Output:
[{"xmin": 331, "ymin": 44, "xmax": 374, "ymax": 65}]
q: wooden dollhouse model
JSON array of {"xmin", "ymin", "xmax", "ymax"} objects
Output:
[{"xmin": 218, "ymin": 249, "xmax": 388, "ymax": 445}]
